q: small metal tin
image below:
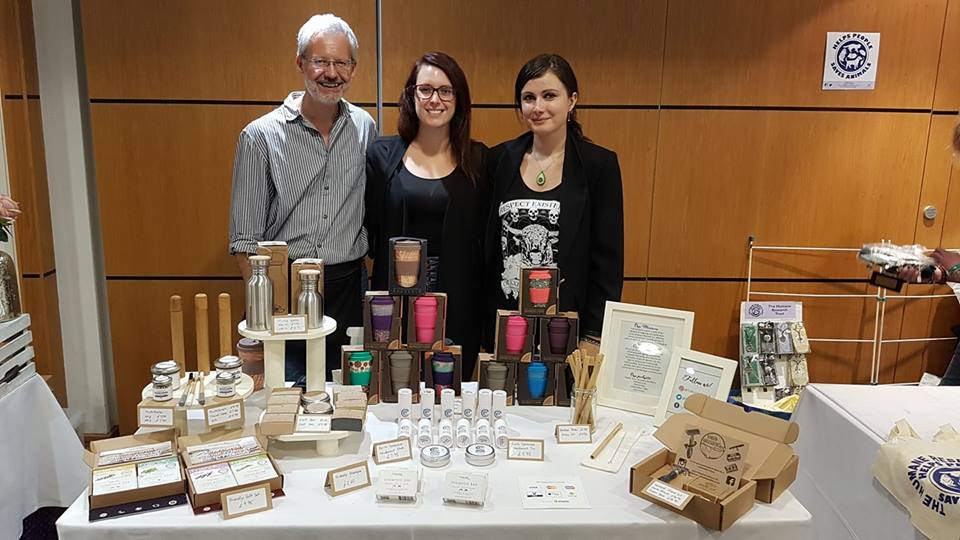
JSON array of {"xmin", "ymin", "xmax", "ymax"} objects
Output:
[
  {"xmin": 465, "ymin": 443, "xmax": 496, "ymax": 467},
  {"xmin": 215, "ymin": 371, "xmax": 236, "ymax": 398},
  {"xmin": 214, "ymin": 355, "xmax": 243, "ymax": 381},
  {"xmin": 420, "ymin": 444, "xmax": 451, "ymax": 468},
  {"xmin": 151, "ymin": 374, "xmax": 172, "ymax": 402},
  {"xmin": 302, "ymin": 401, "xmax": 333, "ymax": 414},
  {"xmin": 151, "ymin": 360, "xmax": 181, "ymax": 390}
]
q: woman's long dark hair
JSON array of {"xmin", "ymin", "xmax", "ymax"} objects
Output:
[
  {"xmin": 397, "ymin": 52, "xmax": 475, "ymax": 182},
  {"xmin": 514, "ymin": 53, "xmax": 586, "ymax": 140}
]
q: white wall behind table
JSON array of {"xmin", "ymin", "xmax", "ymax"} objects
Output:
[{"xmin": 791, "ymin": 383, "xmax": 960, "ymax": 540}]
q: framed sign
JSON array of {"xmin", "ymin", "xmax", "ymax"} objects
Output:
[
  {"xmin": 597, "ymin": 302, "xmax": 694, "ymax": 415},
  {"xmin": 653, "ymin": 348, "xmax": 737, "ymax": 426}
]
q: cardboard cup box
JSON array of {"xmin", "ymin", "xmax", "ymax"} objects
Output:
[
  {"xmin": 340, "ymin": 345, "xmax": 380, "ymax": 404},
  {"xmin": 291, "ymin": 258, "xmax": 324, "ymax": 313},
  {"xmin": 379, "ymin": 348, "xmax": 421, "ymax": 403},
  {"xmin": 477, "ymin": 352, "xmax": 515, "ymax": 405},
  {"xmin": 519, "ymin": 267, "xmax": 559, "ymax": 316},
  {"xmin": 494, "ymin": 310, "xmax": 535, "ymax": 362},
  {"xmin": 423, "ymin": 345, "xmax": 462, "ymax": 395},
  {"xmin": 362, "ymin": 291, "xmax": 402, "ymax": 350},
  {"xmin": 405, "ymin": 293, "xmax": 447, "ymax": 351},
  {"xmin": 515, "ymin": 361, "xmax": 556, "ymax": 406},
  {"xmin": 387, "ymin": 237, "xmax": 429, "ymax": 296},
  {"xmin": 538, "ymin": 312, "xmax": 579, "ymax": 362},
  {"xmin": 630, "ymin": 449, "xmax": 757, "ymax": 530},
  {"xmin": 554, "ymin": 362, "xmax": 575, "ymax": 407},
  {"xmin": 256, "ymin": 241, "xmax": 289, "ymax": 316},
  {"xmin": 179, "ymin": 427, "xmax": 284, "ymax": 512},
  {"xmin": 85, "ymin": 429, "xmax": 186, "ymax": 512}
]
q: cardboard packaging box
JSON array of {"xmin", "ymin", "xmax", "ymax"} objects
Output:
[
  {"xmin": 516, "ymin": 361, "xmax": 556, "ymax": 406},
  {"xmin": 387, "ymin": 237, "xmax": 428, "ymax": 296},
  {"xmin": 362, "ymin": 291, "xmax": 402, "ymax": 350},
  {"xmin": 340, "ymin": 345, "xmax": 380, "ymax": 404},
  {"xmin": 538, "ymin": 312, "xmax": 579, "ymax": 362},
  {"xmin": 85, "ymin": 429, "xmax": 187, "ymax": 520},
  {"xmin": 554, "ymin": 362, "xmax": 575, "ymax": 407},
  {"xmin": 519, "ymin": 267, "xmax": 559, "ymax": 316},
  {"xmin": 494, "ymin": 310, "xmax": 535, "ymax": 362},
  {"xmin": 405, "ymin": 293, "xmax": 447, "ymax": 351},
  {"xmin": 629, "ymin": 393, "xmax": 800, "ymax": 529},
  {"xmin": 259, "ymin": 412, "xmax": 296, "ymax": 436},
  {"xmin": 423, "ymin": 345, "xmax": 462, "ymax": 395},
  {"xmin": 379, "ymin": 348, "xmax": 421, "ymax": 403},
  {"xmin": 256, "ymin": 241, "xmax": 289, "ymax": 315},
  {"xmin": 179, "ymin": 427, "xmax": 284, "ymax": 513},
  {"xmin": 291, "ymin": 258, "xmax": 324, "ymax": 313},
  {"xmin": 332, "ymin": 387, "xmax": 368, "ymax": 431},
  {"xmin": 477, "ymin": 352, "xmax": 515, "ymax": 405}
]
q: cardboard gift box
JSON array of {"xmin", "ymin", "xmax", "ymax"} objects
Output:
[
  {"xmin": 291, "ymin": 258, "xmax": 324, "ymax": 313},
  {"xmin": 387, "ymin": 237, "xmax": 429, "ymax": 296},
  {"xmin": 362, "ymin": 291, "xmax": 402, "ymax": 350},
  {"xmin": 554, "ymin": 362, "xmax": 576, "ymax": 407},
  {"xmin": 85, "ymin": 429, "xmax": 186, "ymax": 519},
  {"xmin": 515, "ymin": 361, "xmax": 556, "ymax": 406},
  {"xmin": 518, "ymin": 267, "xmax": 559, "ymax": 316},
  {"xmin": 340, "ymin": 345, "xmax": 380, "ymax": 404},
  {"xmin": 179, "ymin": 427, "xmax": 284, "ymax": 513},
  {"xmin": 256, "ymin": 241, "xmax": 289, "ymax": 316},
  {"xmin": 423, "ymin": 345, "xmax": 462, "ymax": 395},
  {"xmin": 538, "ymin": 312, "xmax": 579, "ymax": 362},
  {"xmin": 405, "ymin": 293, "xmax": 447, "ymax": 351},
  {"xmin": 494, "ymin": 310, "xmax": 535, "ymax": 362},
  {"xmin": 379, "ymin": 348, "xmax": 421, "ymax": 403},
  {"xmin": 477, "ymin": 352, "xmax": 515, "ymax": 405}
]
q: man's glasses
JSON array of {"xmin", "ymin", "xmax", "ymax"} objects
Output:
[{"xmin": 303, "ymin": 57, "xmax": 355, "ymax": 73}]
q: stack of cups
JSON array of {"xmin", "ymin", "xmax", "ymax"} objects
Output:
[
  {"xmin": 527, "ymin": 270, "xmax": 552, "ymax": 307},
  {"xmin": 414, "ymin": 296, "xmax": 438, "ymax": 344},
  {"xmin": 369, "ymin": 297, "xmax": 394, "ymax": 342},
  {"xmin": 505, "ymin": 316, "xmax": 528, "ymax": 354}
]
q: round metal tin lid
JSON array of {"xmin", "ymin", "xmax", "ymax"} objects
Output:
[
  {"xmin": 215, "ymin": 371, "xmax": 235, "ymax": 384},
  {"xmin": 214, "ymin": 355, "xmax": 243, "ymax": 370},
  {"xmin": 465, "ymin": 443, "xmax": 496, "ymax": 466},
  {"xmin": 420, "ymin": 444, "xmax": 451, "ymax": 467},
  {"xmin": 151, "ymin": 360, "xmax": 180, "ymax": 375},
  {"xmin": 301, "ymin": 391, "xmax": 331, "ymax": 404}
]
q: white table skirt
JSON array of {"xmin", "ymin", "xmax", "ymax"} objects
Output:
[
  {"xmin": 58, "ymin": 400, "xmax": 812, "ymax": 540},
  {"xmin": 2, "ymin": 374, "xmax": 88, "ymax": 538},
  {"xmin": 791, "ymin": 383, "xmax": 960, "ymax": 540}
]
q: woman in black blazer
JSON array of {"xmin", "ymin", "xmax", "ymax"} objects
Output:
[
  {"xmin": 366, "ymin": 52, "xmax": 488, "ymax": 377},
  {"xmin": 486, "ymin": 53, "xmax": 623, "ymax": 348}
]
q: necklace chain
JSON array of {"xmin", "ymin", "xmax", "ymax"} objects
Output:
[{"xmin": 530, "ymin": 150, "xmax": 564, "ymax": 187}]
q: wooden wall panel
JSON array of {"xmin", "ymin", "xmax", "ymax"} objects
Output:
[
  {"xmin": 381, "ymin": 0, "xmax": 666, "ymax": 105},
  {"xmin": 17, "ymin": 0, "xmax": 37, "ymax": 94},
  {"xmin": 894, "ymin": 284, "xmax": 960, "ymax": 383},
  {"xmin": 0, "ymin": 0, "xmax": 23, "ymax": 95},
  {"xmin": 107, "ymin": 279, "xmax": 245, "ymax": 434},
  {"xmin": 662, "ymin": 0, "xmax": 947, "ymax": 108},
  {"xmin": 380, "ymin": 107, "xmax": 527, "ymax": 146},
  {"xmin": 914, "ymin": 115, "xmax": 957, "ymax": 247},
  {"xmin": 621, "ymin": 281, "xmax": 647, "ymax": 304},
  {"xmin": 91, "ymin": 103, "xmax": 274, "ymax": 276},
  {"xmin": 933, "ymin": 0, "xmax": 960, "ymax": 110},
  {"xmin": 21, "ymin": 274, "xmax": 67, "ymax": 404},
  {"xmin": 646, "ymin": 281, "xmax": 745, "ymax": 360},
  {"xmin": 80, "ymin": 0, "xmax": 377, "ymax": 103},
  {"xmin": 650, "ymin": 110, "xmax": 929, "ymax": 278}
]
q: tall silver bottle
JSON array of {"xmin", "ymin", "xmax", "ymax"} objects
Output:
[
  {"xmin": 246, "ymin": 255, "xmax": 273, "ymax": 331},
  {"xmin": 296, "ymin": 269, "xmax": 323, "ymax": 329}
]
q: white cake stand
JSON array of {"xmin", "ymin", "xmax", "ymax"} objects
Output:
[
  {"xmin": 140, "ymin": 372, "xmax": 255, "ymax": 404},
  {"xmin": 238, "ymin": 316, "xmax": 337, "ymax": 392}
]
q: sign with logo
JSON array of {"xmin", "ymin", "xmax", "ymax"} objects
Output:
[
  {"xmin": 822, "ymin": 32, "xmax": 880, "ymax": 90},
  {"xmin": 740, "ymin": 302, "xmax": 801, "ymax": 323},
  {"xmin": 907, "ymin": 456, "xmax": 960, "ymax": 516}
]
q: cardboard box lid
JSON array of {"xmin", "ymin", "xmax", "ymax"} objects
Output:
[
  {"xmin": 84, "ymin": 428, "xmax": 179, "ymax": 468},
  {"xmin": 654, "ymin": 394, "xmax": 799, "ymax": 481},
  {"xmin": 177, "ymin": 426, "xmax": 267, "ymax": 466}
]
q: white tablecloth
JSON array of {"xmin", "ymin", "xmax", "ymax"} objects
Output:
[
  {"xmin": 791, "ymin": 383, "xmax": 960, "ymax": 540},
  {"xmin": 58, "ymin": 401, "xmax": 812, "ymax": 540},
  {"xmin": 1, "ymin": 374, "xmax": 88, "ymax": 538}
]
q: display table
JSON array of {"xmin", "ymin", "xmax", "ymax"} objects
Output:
[
  {"xmin": 791, "ymin": 383, "xmax": 960, "ymax": 540},
  {"xmin": 57, "ymin": 402, "xmax": 812, "ymax": 539},
  {"xmin": 2, "ymin": 373, "xmax": 88, "ymax": 539}
]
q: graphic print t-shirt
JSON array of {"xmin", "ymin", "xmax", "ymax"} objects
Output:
[{"xmin": 499, "ymin": 176, "xmax": 566, "ymax": 300}]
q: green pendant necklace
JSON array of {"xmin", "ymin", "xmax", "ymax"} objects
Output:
[{"xmin": 530, "ymin": 151, "xmax": 563, "ymax": 187}]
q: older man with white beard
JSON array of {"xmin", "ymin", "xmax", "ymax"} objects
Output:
[{"xmin": 229, "ymin": 14, "xmax": 376, "ymax": 383}]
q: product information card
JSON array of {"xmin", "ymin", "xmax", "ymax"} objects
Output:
[
  {"xmin": 442, "ymin": 471, "xmax": 487, "ymax": 507},
  {"xmin": 519, "ymin": 476, "xmax": 591, "ymax": 509},
  {"xmin": 91, "ymin": 464, "xmax": 138, "ymax": 495},
  {"xmin": 188, "ymin": 462, "xmax": 238, "ymax": 494},
  {"xmin": 295, "ymin": 414, "xmax": 331, "ymax": 433},
  {"xmin": 642, "ymin": 480, "xmax": 692, "ymax": 510},
  {"xmin": 229, "ymin": 454, "xmax": 278, "ymax": 485},
  {"xmin": 136, "ymin": 457, "xmax": 182, "ymax": 488}
]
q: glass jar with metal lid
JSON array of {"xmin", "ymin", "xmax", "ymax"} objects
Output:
[
  {"xmin": 216, "ymin": 371, "xmax": 236, "ymax": 398},
  {"xmin": 214, "ymin": 355, "xmax": 243, "ymax": 382},
  {"xmin": 152, "ymin": 374, "xmax": 173, "ymax": 402},
  {"xmin": 151, "ymin": 360, "xmax": 181, "ymax": 391}
]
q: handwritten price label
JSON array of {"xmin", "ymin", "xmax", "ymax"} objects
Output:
[
  {"xmin": 138, "ymin": 406, "xmax": 174, "ymax": 427},
  {"xmin": 221, "ymin": 483, "xmax": 272, "ymax": 519}
]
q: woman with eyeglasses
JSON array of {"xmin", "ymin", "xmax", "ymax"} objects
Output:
[
  {"xmin": 485, "ymin": 53, "xmax": 624, "ymax": 353},
  {"xmin": 366, "ymin": 51, "xmax": 488, "ymax": 377}
]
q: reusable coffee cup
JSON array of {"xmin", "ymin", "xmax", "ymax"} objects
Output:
[
  {"xmin": 414, "ymin": 296, "xmax": 439, "ymax": 343},
  {"xmin": 528, "ymin": 270, "xmax": 552, "ymax": 306},
  {"xmin": 370, "ymin": 296, "xmax": 395, "ymax": 342},
  {"xmin": 504, "ymin": 315, "xmax": 529, "ymax": 354},
  {"xmin": 389, "ymin": 351, "xmax": 413, "ymax": 394},
  {"xmin": 348, "ymin": 351, "xmax": 372, "ymax": 387},
  {"xmin": 548, "ymin": 317, "xmax": 571, "ymax": 354},
  {"xmin": 431, "ymin": 351, "xmax": 456, "ymax": 391},
  {"xmin": 485, "ymin": 362, "xmax": 508, "ymax": 391},
  {"xmin": 394, "ymin": 240, "xmax": 422, "ymax": 288},
  {"xmin": 527, "ymin": 362, "xmax": 548, "ymax": 399}
]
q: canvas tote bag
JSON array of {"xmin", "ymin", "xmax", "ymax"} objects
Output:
[{"xmin": 871, "ymin": 419, "xmax": 960, "ymax": 540}]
